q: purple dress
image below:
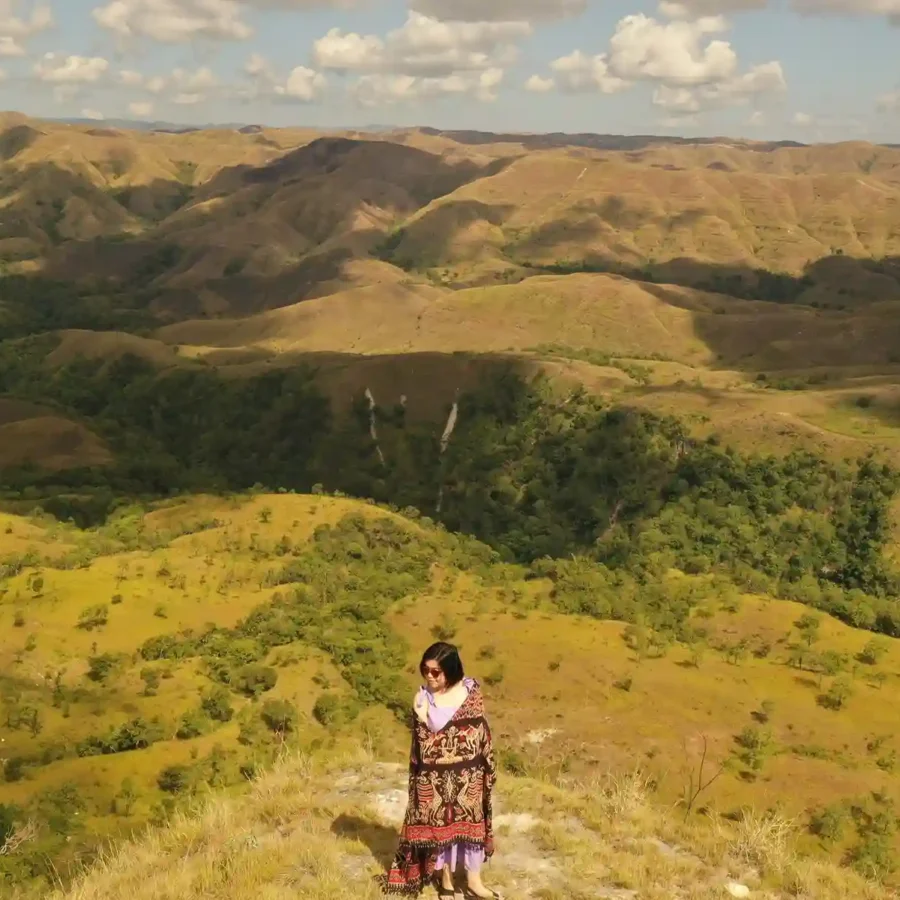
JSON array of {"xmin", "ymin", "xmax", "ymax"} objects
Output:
[{"xmin": 416, "ymin": 677, "xmax": 485, "ymax": 874}]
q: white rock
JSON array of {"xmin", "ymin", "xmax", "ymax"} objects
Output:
[
  {"xmin": 494, "ymin": 812, "xmax": 539, "ymax": 832},
  {"xmin": 725, "ymin": 883, "xmax": 751, "ymax": 898},
  {"xmin": 525, "ymin": 728, "xmax": 559, "ymax": 745},
  {"xmin": 371, "ymin": 789, "xmax": 407, "ymax": 825}
]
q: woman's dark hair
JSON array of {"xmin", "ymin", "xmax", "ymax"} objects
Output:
[{"xmin": 420, "ymin": 642, "xmax": 465, "ymax": 686}]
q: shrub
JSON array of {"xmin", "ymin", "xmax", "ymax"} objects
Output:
[
  {"xmin": 176, "ymin": 709, "xmax": 211, "ymax": 740},
  {"xmin": 858, "ymin": 637, "xmax": 889, "ymax": 665},
  {"xmin": 87, "ymin": 653, "xmax": 124, "ymax": 683},
  {"xmin": 735, "ymin": 726, "xmax": 775, "ymax": 773},
  {"xmin": 818, "ymin": 675, "xmax": 853, "ymax": 711},
  {"xmin": 233, "ymin": 664, "xmax": 278, "ymax": 698},
  {"xmin": 261, "ymin": 699, "xmax": 297, "ymax": 734},
  {"xmin": 202, "ymin": 686, "xmax": 234, "ymax": 722},
  {"xmin": 77, "ymin": 604, "xmax": 109, "ymax": 631},
  {"xmin": 158, "ymin": 765, "xmax": 191, "ymax": 794},
  {"xmin": 312, "ymin": 692, "xmax": 361, "ymax": 728},
  {"xmin": 810, "ymin": 803, "xmax": 849, "ymax": 843}
]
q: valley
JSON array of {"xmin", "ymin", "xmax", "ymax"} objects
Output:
[{"xmin": 3, "ymin": 114, "xmax": 900, "ymax": 897}]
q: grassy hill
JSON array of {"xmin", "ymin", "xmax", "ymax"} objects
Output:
[
  {"xmin": 0, "ymin": 115, "xmax": 899, "ymax": 475},
  {"xmin": 3, "ymin": 493, "xmax": 900, "ymax": 897},
  {"xmin": 5, "ymin": 116, "xmax": 900, "ymax": 898}
]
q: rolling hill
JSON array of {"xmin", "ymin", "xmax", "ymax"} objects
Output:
[
  {"xmin": 3, "ymin": 493, "xmax": 900, "ymax": 898},
  {"xmin": 0, "ymin": 113, "xmax": 898, "ymax": 476},
  {"xmin": 5, "ymin": 115, "xmax": 900, "ymax": 898}
]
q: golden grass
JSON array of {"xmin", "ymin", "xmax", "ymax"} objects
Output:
[
  {"xmin": 5, "ymin": 492, "xmax": 900, "ymax": 829},
  {"xmin": 27, "ymin": 746, "xmax": 896, "ymax": 900},
  {"xmin": 45, "ymin": 331, "xmax": 188, "ymax": 369},
  {"xmin": 155, "ymin": 273, "xmax": 715, "ymax": 363},
  {"xmin": 3, "ymin": 494, "xmax": 900, "ymax": 895}
]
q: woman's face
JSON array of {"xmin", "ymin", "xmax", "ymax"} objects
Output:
[{"xmin": 422, "ymin": 659, "xmax": 446, "ymax": 692}]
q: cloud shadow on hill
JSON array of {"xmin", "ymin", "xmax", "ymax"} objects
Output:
[
  {"xmin": 3, "ymin": 136, "xmax": 900, "ymax": 379},
  {"xmin": 1, "ymin": 135, "xmax": 517, "ymax": 314}
]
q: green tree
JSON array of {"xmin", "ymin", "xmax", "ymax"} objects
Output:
[
  {"xmin": 261, "ymin": 699, "xmax": 297, "ymax": 735},
  {"xmin": 795, "ymin": 613, "xmax": 822, "ymax": 649},
  {"xmin": 114, "ymin": 778, "xmax": 139, "ymax": 816},
  {"xmin": 158, "ymin": 765, "xmax": 191, "ymax": 794},
  {"xmin": 819, "ymin": 675, "xmax": 853, "ymax": 711},
  {"xmin": 77, "ymin": 604, "xmax": 109, "ymax": 631},
  {"xmin": 233, "ymin": 665, "xmax": 278, "ymax": 698},
  {"xmin": 201, "ymin": 686, "xmax": 234, "ymax": 722},
  {"xmin": 734, "ymin": 725, "xmax": 775, "ymax": 776}
]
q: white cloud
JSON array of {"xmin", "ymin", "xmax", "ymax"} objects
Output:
[
  {"xmin": 747, "ymin": 109, "xmax": 765, "ymax": 125},
  {"xmin": 548, "ymin": 49, "xmax": 630, "ymax": 93},
  {"xmin": 535, "ymin": 13, "xmax": 754, "ymax": 98},
  {"xmin": 531, "ymin": 8, "xmax": 783, "ymax": 120},
  {"xmin": 118, "ymin": 68, "xmax": 145, "ymax": 86},
  {"xmin": 653, "ymin": 60, "xmax": 785, "ymax": 116},
  {"xmin": 703, "ymin": 59, "xmax": 785, "ymax": 101},
  {"xmin": 0, "ymin": 1, "xmax": 52, "ymax": 55},
  {"xmin": 652, "ymin": 84, "xmax": 701, "ymax": 113},
  {"xmin": 792, "ymin": 0, "xmax": 900, "ymax": 17},
  {"xmin": 81, "ymin": 108, "xmax": 105, "ymax": 120},
  {"xmin": 313, "ymin": 13, "xmax": 529, "ymax": 78},
  {"xmin": 34, "ymin": 54, "xmax": 110, "ymax": 84},
  {"xmin": 273, "ymin": 65, "xmax": 327, "ymax": 101},
  {"xmin": 171, "ymin": 65, "xmax": 218, "ymax": 90},
  {"xmin": 351, "ymin": 68, "xmax": 504, "ymax": 106},
  {"xmin": 410, "ymin": 0, "xmax": 586, "ymax": 22},
  {"xmin": 524, "ymin": 73, "xmax": 554, "ymax": 92},
  {"xmin": 0, "ymin": 36, "xmax": 23, "ymax": 56},
  {"xmin": 661, "ymin": 0, "xmax": 900, "ymax": 12},
  {"xmin": 877, "ymin": 90, "xmax": 900, "ymax": 112},
  {"xmin": 128, "ymin": 100, "xmax": 155, "ymax": 117},
  {"xmin": 313, "ymin": 29, "xmax": 383, "ymax": 70},
  {"xmin": 244, "ymin": 52, "xmax": 275, "ymax": 79},
  {"xmin": 117, "ymin": 65, "xmax": 218, "ymax": 106},
  {"xmin": 792, "ymin": 111, "xmax": 814, "ymax": 125},
  {"xmin": 607, "ymin": 14, "xmax": 737, "ymax": 85},
  {"xmin": 659, "ymin": 0, "xmax": 767, "ymax": 14},
  {"xmin": 93, "ymin": 0, "xmax": 252, "ymax": 43},
  {"xmin": 238, "ymin": 54, "xmax": 326, "ymax": 102},
  {"xmin": 312, "ymin": 12, "xmax": 527, "ymax": 104}
]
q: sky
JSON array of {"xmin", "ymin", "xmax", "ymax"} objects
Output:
[{"xmin": 0, "ymin": 0, "xmax": 899, "ymax": 142}]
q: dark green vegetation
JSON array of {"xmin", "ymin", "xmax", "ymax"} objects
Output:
[
  {"xmin": 0, "ymin": 276, "xmax": 159, "ymax": 340},
  {"xmin": 2, "ymin": 334, "xmax": 900, "ymax": 636}
]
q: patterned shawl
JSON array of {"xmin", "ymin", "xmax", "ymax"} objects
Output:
[{"xmin": 382, "ymin": 679, "xmax": 496, "ymax": 895}]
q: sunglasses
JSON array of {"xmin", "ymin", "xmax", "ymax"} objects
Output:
[{"xmin": 422, "ymin": 666, "xmax": 444, "ymax": 678}]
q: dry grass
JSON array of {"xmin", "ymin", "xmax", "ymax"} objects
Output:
[
  {"xmin": 25, "ymin": 747, "xmax": 896, "ymax": 900},
  {"xmin": 724, "ymin": 810, "xmax": 799, "ymax": 872},
  {"xmin": 0, "ymin": 415, "xmax": 111, "ymax": 470}
]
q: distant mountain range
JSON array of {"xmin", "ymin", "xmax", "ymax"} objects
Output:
[{"xmin": 50, "ymin": 116, "xmax": 399, "ymax": 134}]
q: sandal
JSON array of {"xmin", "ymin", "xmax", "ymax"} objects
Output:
[{"xmin": 462, "ymin": 889, "xmax": 502, "ymax": 900}]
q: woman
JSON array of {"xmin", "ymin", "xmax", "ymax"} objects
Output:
[{"xmin": 383, "ymin": 642, "xmax": 499, "ymax": 898}]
